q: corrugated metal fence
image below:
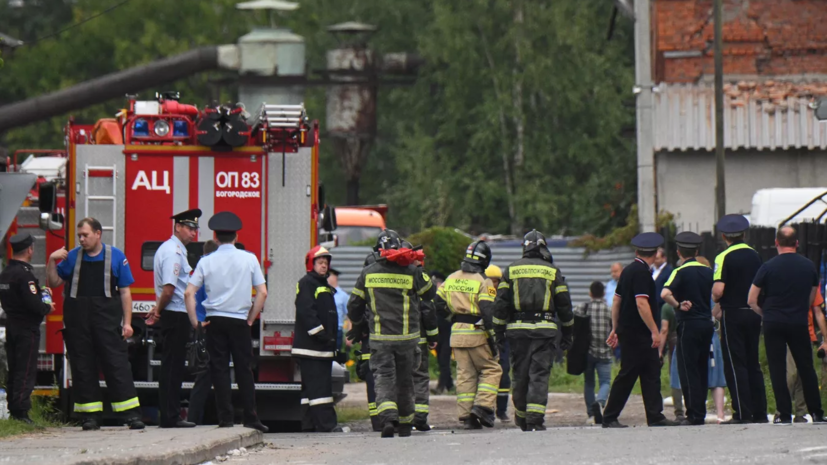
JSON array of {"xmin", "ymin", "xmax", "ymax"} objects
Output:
[{"xmin": 330, "ymin": 246, "xmax": 635, "ymax": 307}]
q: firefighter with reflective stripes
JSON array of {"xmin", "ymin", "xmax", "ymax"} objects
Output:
[
  {"xmin": 492, "ymin": 230, "xmax": 573, "ymax": 431},
  {"xmin": 349, "ymin": 249, "xmax": 383, "ymax": 431},
  {"xmin": 46, "ymin": 217, "xmax": 144, "ymax": 431},
  {"xmin": 347, "ymin": 230, "xmax": 437, "ymax": 438},
  {"xmin": 401, "ymin": 240, "xmax": 439, "ymax": 432},
  {"xmin": 436, "ymin": 241, "xmax": 503, "ymax": 429},
  {"xmin": 485, "ymin": 264, "xmax": 512, "ymax": 421},
  {"xmin": 292, "ymin": 246, "xmax": 343, "ymax": 432}
]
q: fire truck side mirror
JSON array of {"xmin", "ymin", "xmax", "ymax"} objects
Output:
[
  {"xmin": 318, "ymin": 185, "xmax": 326, "ymax": 212},
  {"xmin": 38, "ymin": 181, "xmax": 57, "ymax": 214},
  {"xmin": 39, "ymin": 212, "xmax": 64, "ymax": 231},
  {"xmin": 816, "ymin": 97, "xmax": 827, "ymax": 121},
  {"xmin": 321, "ymin": 205, "xmax": 337, "ymax": 232}
]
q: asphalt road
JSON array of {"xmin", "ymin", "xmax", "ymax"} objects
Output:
[{"xmin": 232, "ymin": 423, "xmax": 827, "ymax": 465}]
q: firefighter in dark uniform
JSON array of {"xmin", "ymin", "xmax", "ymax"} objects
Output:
[
  {"xmin": 348, "ymin": 248, "xmax": 383, "ymax": 432},
  {"xmin": 492, "ymin": 230, "xmax": 573, "ymax": 432},
  {"xmin": 0, "ymin": 233, "xmax": 53, "ymax": 424},
  {"xmin": 437, "ymin": 240, "xmax": 502, "ymax": 430},
  {"xmin": 184, "ymin": 212, "xmax": 269, "ymax": 433},
  {"xmin": 46, "ymin": 217, "xmax": 144, "ymax": 430},
  {"xmin": 292, "ymin": 245, "xmax": 343, "ymax": 433},
  {"xmin": 601, "ymin": 232, "xmax": 676, "ymax": 428},
  {"xmin": 151, "ymin": 208, "xmax": 200, "ymax": 429},
  {"xmin": 712, "ymin": 214, "xmax": 767, "ymax": 424},
  {"xmin": 347, "ymin": 230, "xmax": 438, "ymax": 438},
  {"xmin": 660, "ymin": 232, "xmax": 714, "ymax": 426}
]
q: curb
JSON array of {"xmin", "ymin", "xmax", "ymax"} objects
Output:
[{"xmin": 71, "ymin": 429, "xmax": 263, "ymax": 465}]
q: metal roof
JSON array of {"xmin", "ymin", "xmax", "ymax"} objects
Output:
[{"xmin": 653, "ymin": 82, "xmax": 827, "ymax": 152}]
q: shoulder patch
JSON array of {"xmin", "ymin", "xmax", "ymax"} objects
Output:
[
  {"xmin": 487, "ymin": 286, "xmax": 497, "ymax": 297},
  {"xmin": 422, "ymin": 273, "xmax": 430, "ymax": 282},
  {"xmin": 28, "ymin": 281, "xmax": 37, "ymax": 294},
  {"xmin": 123, "ymin": 258, "xmax": 129, "ymax": 267},
  {"xmin": 173, "ymin": 263, "xmax": 180, "ymax": 276}
]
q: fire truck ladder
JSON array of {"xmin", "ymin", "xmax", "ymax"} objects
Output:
[
  {"xmin": 250, "ymin": 103, "xmax": 308, "ymax": 129},
  {"xmin": 83, "ymin": 164, "xmax": 118, "ymax": 245}
]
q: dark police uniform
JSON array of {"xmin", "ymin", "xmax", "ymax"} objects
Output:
[
  {"xmin": 662, "ymin": 232, "xmax": 714, "ymax": 425},
  {"xmin": 56, "ymin": 235, "xmax": 142, "ymax": 428},
  {"xmin": 0, "ymin": 234, "xmax": 51, "ymax": 422},
  {"xmin": 292, "ymin": 246, "xmax": 340, "ymax": 432},
  {"xmin": 602, "ymin": 232, "xmax": 670, "ymax": 428},
  {"xmin": 492, "ymin": 230, "xmax": 573, "ymax": 431},
  {"xmin": 154, "ymin": 208, "xmax": 201, "ymax": 428},
  {"xmin": 713, "ymin": 214, "xmax": 767, "ymax": 424},
  {"xmin": 187, "ymin": 212, "xmax": 267, "ymax": 432}
]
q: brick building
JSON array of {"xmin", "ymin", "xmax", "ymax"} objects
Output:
[{"xmin": 647, "ymin": 0, "xmax": 827, "ymax": 230}]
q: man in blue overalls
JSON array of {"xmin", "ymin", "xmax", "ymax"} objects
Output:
[{"xmin": 46, "ymin": 217, "xmax": 144, "ymax": 431}]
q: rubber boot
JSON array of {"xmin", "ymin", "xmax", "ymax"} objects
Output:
[
  {"xmin": 464, "ymin": 416, "xmax": 482, "ymax": 430},
  {"xmin": 381, "ymin": 422, "xmax": 396, "ymax": 438},
  {"xmin": 398, "ymin": 424, "xmax": 413, "ymax": 437},
  {"xmin": 471, "ymin": 405, "xmax": 496, "ymax": 428},
  {"xmin": 515, "ymin": 416, "xmax": 527, "ymax": 432}
]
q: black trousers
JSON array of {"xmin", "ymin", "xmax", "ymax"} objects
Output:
[
  {"xmin": 371, "ymin": 342, "xmax": 417, "ymax": 426},
  {"xmin": 603, "ymin": 332, "xmax": 666, "ymax": 426},
  {"xmin": 676, "ymin": 320, "xmax": 714, "ymax": 424},
  {"xmin": 298, "ymin": 358, "xmax": 338, "ymax": 432},
  {"xmin": 6, "ymin": 324, "xmax": 40, "ymax": 418},
  {"xmin": 158, "ymin": 311, "xmax": 190, "ymax": 426},
  {"xmin": 764, "ymin": 321, "xmax": 823, "ymax": 420},
  {"xmin": 365, "ymin": 356, "xmax": 380, "ymax": 431},
  {"xmin": 720, "ymin": 308, "xmax": 767, "ymax": 422},
  {"xmin": 509, "ymin": 336, "xmax": 554, "ymax": 426},
  {"xmin": 187, "ymin": 368, "xmax": 212, "ymax": 425},
  {"xmin": 64, "ymin": 296, "xmax": 140, "ymax": 420},
  {"xmin": 436, "ymin": 317, "xmax": 454, "ymax": 390},
  {"xmin": 497, "ymin": 340, "xmax": 511, "ymax": 415},
  {"xmin": 206, "ymin": 316, "xmax": 258, "ymax": 424}
]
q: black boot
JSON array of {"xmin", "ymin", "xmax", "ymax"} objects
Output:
[
  {"xmin": 398, "ymin": 424, "xmax": 413, "ymax": 437},
  {"xmin": 370, "ymin": 415, "xmax": 383, "ymax": 432},
  {"xmin": 82, "ymin": 418, "xmax": 100, "ymax": 431},
  {"xmin": 525, "ymin": 422, "xmax": 546, "ymax": 432},
  {"xmin": 464, "ymin": 416, "xmax": 482, "ymax": 430},
  {"xmin": 515, "ymin": 416, "xmax": 527, "ymax": 431},
  {"xmin": 126, "ymin": 418, "xmax": 146, "ymax": 430},
  {"xmin": 244, "ymin": 421, "xmax": 269, "ymax": 433},
  {"xmin": 381, "ymin": 422, "xmax": 396, "ymax": 438},
  {"xmin": 413, "ymin": 421, "xmax": 431, "ymax": 431},
  {"xmin": 471, "ymin": 405, "xmax": 495, "ymax": 428}
]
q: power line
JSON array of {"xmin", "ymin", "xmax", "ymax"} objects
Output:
[{"xmin": 23, "ymin": 0, "xmax": 133, "ymax": 47}]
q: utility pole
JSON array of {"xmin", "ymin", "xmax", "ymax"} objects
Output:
[
  {"xmin": 714, "ymin": 0, "xmax": 726, "ymax": 221},
  {"xmin": 634, "ymin": 0, "xmax": 656, "ymax": 232}
]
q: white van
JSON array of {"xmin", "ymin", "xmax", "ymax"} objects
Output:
[{"xmin": 750, "ymin": 188, "xmax": 827, "ymax": 227}]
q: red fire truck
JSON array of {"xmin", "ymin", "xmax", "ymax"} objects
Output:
[{"xmin": 18, "ymin": 92, "xmax": 343, "ymax": 424}]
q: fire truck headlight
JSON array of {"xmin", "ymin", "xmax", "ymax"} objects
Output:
[
  {"xmin": 154, "ymin": 119, "xmax": 171, "ymax": 137},
  {"xmin": 173, "ymin": 120, "xmax": 189, "ymax": 137},
  {"xmin": 133, "ymin": 118, "xmax": 150, "ymax": 137}
]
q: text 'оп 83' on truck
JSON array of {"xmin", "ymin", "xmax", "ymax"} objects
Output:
[{"xmin": 8, "ymin": 92, "xmax": 344, "ymax": 425}]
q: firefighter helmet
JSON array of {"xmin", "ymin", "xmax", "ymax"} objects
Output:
[
  {"xmin": 401, "ymin": 240, "xmax": 413, "ymax": 249},
  {"xmin": 522, "ymin": 229, "xmax": 551, "ymax": 261},
  {"xmin": 485, "ymin": 264, "xmax": 503, "ymax": 280},
  {"xmin": 463, "ymin": 240, "xmax": 491, "ymax": 270},
  {"xmin": 374, "ymin": 229, "xmax": 401, "ymax": 251},
  {"xmin": 305, "ymin": 245, "xmax": 332, "ymax": 273}
]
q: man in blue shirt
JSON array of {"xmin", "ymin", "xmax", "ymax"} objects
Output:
[
  {"xmin": 184, "ymin": 212, "xmax": 269, "ymax": 433},
  {"xmin": 152, "ymin": 208, "xmax": 200, "ymax": 429},
  {"xmin": 327, "ymin": 268, "xmax": 349, "ymax": 348},
  {"xmin": 46, "ymin": 217, "xmax": 144, "ymax": 431}
]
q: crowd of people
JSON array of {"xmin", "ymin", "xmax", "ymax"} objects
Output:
[{"xmin": 4, "ymin": 208, "xmax": 827, "ymax": 435}]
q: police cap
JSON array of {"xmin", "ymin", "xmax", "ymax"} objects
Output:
[
  {"xmin": 630, "ymin": 232, "xmax": 664, "ymax": 252},
  {"xmin": 171, "ymin": 208, "xmax": 202, "ymax": 229},
  {"xmin": 208, "ymin": 211, "xmax": 243, "ymax": 233},
  {"xmin": 9, "ymin": 233, "xmax": 34, "ymax": 253},
  {"xmin": 329, "ymin": 267, "xmax": 341, "ymax": 276},
  {"xmin": 716, "ymin": 214, "xmax": 750, "ymax": 235},
  {"xmin": 675, "ymin": 231, "xmax": 703, "ymax": 249}
]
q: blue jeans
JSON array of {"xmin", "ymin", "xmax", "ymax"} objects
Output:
[{"xmin": 584, "ymin": 354, "xmax": 613, "ymax": 415}]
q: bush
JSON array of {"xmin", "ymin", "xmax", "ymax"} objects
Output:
[{"xmin": 407, "ymin": 227, "xmax": 472, "ymax": 277}]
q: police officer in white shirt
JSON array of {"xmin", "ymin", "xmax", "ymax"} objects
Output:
[
  {"xmin": 184, "ymin": 211, "xmax": 269, "ymax": 432},
  {"xmin": 152, "ymin": 208, "xmax": 200, "ymax": 428}
]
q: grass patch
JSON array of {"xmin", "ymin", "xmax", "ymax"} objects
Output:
[
  {"xmin": 0, "ymin": 395, "xmax": 65, "ymax": 439},
  {"xmin": 335, "ymin": 406, "xmax": 370, "ymax": 423}
]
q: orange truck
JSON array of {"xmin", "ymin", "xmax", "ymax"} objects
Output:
[{"xmin": 331, "ymin": 205, "xmax": 388, "ymax": 246}]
